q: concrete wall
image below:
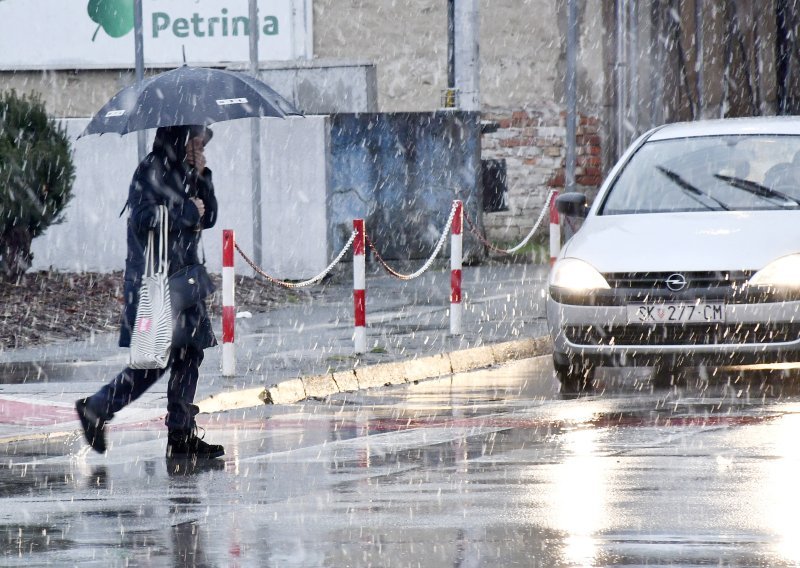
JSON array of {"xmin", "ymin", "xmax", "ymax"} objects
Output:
[
  {"xmin": 328, "ymin": 112, "xmax": 483, "ymax": 262},
  {"xmin": 312, "ymin": 0, "xmax": 605, "ymax": 115},
  {"xmin": 312, "ymin": 0, "xmax": 607, "ymax": 249},
  {"xmin": 31, "ymin": 116, "xmax": 330, "ymax": 278},
  {"xmin": 31, "ymin": 111, "xmax": 482, "ymax": 275},
  {"xmin": 253, "ymin": 59, "xmax": 377, "ymax": 114},
  {"xmin": 5, "ymin": 2, "xmax": 609, "ymax": 264},
  {"xmin": 2, "ymin": 60, "xmax": 377, "ymax": 118}
]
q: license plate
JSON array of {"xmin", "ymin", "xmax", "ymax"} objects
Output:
[{"xmin": 626, "ymin": 302, "xmax": 725, "ymax": 324}]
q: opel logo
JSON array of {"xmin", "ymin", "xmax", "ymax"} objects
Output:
[{"xmin": 665, "ymin": 273, "xmax": 687, "ymax": 291}]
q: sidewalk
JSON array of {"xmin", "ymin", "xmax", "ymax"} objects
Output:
[{"xmin": 0, "ymin": 262, "xmax": 553, "ymax": 436}]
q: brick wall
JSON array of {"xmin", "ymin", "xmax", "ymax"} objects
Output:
[{"xmin": 480, "ymin": 109, "xmax": 602, "ymax": 254}]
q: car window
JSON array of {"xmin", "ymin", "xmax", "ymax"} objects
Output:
[{"xmin": 599, "ymin": 135, "xmax": 800, "ymax": 214}]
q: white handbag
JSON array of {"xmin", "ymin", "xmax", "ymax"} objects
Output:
[{"xmin": 129, "ymin": 205, "xmax": 173, "ymax": 369}]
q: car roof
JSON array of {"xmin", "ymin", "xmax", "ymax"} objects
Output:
[{"xmin": 647, "ymin": 116, "xmax": 800, "ymax": 141}]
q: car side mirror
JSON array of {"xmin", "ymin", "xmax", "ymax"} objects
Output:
[{"xmin": 555, "ymin": 192, "xmax": 589, "ymax": 218}]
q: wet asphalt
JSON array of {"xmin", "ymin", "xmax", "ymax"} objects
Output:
[{"xmin": 4, "ymin": 356, "xmax": 800, "ymax": 566}]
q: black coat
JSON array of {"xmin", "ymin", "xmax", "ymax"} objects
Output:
[{"xmin": 119, "ymin": 127, "xmax": 219, "ymax": 350}]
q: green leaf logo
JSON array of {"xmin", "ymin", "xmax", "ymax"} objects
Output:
[{"xmin": 88, "ymin": 0, "xmax": 134, "ymax": 41}]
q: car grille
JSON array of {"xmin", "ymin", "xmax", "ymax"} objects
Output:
[
  {"xmin": 565, "ymin": 323, "xmax": 800, "ymax": 347},
  {"xmin": 550, "ymin": 270, "xmax": 799, "ymax": 305},
  {"xmin": 604, "ymin": 271, "xmax": 752, "ymax": 291}
]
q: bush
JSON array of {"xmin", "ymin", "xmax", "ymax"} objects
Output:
[{"xmin": 0, "ymin": 90, "xmax": 75, "ymax": 280}]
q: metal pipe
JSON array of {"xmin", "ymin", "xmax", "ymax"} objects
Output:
[
  {"xmin": 448, "ymin": 0, "xmax": 455, "ymax": 90},
  {"xmin": 694, "ymin": 0, "xmax": 704, "ymax": 117},
  {"xmin": 616, "ymin": 0, "xmax": 627, "ymax": 157},
  {"xmin": 649, "ymin": 0, "xmax": 664, "ymax": 128},
  {"xmin": 565, "ymin": 0, "xmax": 577, "ymax": 193},
  {"xmin": 249, "ymin": 0, "xmax": 263, "ymax": 267},
  {"xmin": 134, "ymin": 0, "xmax": 145, "ymax": 161},
  {"xmin": 628, "ymin": 0, "xmax": 638, "ymax": 137}
]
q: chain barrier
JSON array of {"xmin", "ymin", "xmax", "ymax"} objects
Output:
[
  {"xmin": 235, "ymin": 230, "xmax": 358, "ymax": 289},
  {"xmin": 366, "ymin": 201, "xmax": 459, "ymax": 281},
  {"xmin": 463, "ymin": 189, "xmax": 557, "ymax": 255}
]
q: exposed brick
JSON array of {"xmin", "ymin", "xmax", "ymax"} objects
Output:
[
  {"xmin": 577, "ymin": 174, "xmax": 602, "ymax": 186},
  {"xmin": 547, "ymin": 170, "xmax": 565, "ymax": 188},
  {"xmin": 577, "ymin": 155, "xmax": 602, "ymax": 167},
  {"xmin": 511, "ymin": 110, "xmax": 530, "ymax": 127}
]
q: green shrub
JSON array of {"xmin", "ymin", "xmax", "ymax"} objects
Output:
[{"xmin": 0, "ymin": 90, "xmax": 75, "ymax": 280}]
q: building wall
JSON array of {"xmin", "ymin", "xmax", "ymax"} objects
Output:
[
  {"xmin": 5, "ymin": 1, "xmax": 609, "ymax": 258},
  {"xmin": 314, "ymin": 0, "xmax": 606, "ymax": 246},
  {"xmin": 32, "ymin": 117, "xmax": 330, "ymax": 278},
  {"xmin": 481, "ymin": 110, "xmax": 601, "ymax": 249}
]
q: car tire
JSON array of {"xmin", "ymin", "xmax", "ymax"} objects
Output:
[{"xmin": 554, "ymin": 356, "xmax": 595, "ymax": 393}]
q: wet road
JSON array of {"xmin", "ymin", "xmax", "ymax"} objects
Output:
[{"xmin": 4, "ymin": 358, "xmax": 800, "ymax": 566}]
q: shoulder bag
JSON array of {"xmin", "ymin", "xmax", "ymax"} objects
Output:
[{"xmin": 129, "ymin": 205, "xmax": 173, "ymax": 369}]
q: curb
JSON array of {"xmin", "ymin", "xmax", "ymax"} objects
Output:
[{"xmin": 196, "ymin": 335, "xmax": 553, "ymax": 411}]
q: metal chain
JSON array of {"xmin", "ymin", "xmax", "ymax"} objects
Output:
[
  {"xmin": 464, "ymin": 189, "xmax": 556, "ymax": 255},
  {"xmin": 366, "ymin": 201, "xmax": 459, "ymax": 281},
  {"xmin": 235, "ymin": 230, "xmax": 358, "ymax": 289}
]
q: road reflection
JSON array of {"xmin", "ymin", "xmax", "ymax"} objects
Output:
[{"xmin": 5, "ymin": 358, "xmax": 800, "ymax": 565}]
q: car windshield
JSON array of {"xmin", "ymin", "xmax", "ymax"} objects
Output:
[{"xmin": 600, "ymin": 134, "xmax": 800, "ymax": 214}]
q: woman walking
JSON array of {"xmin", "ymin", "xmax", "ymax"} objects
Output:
[{"xmin": 76, "ymin": 124, "xmax": 224, "ymax": 460}]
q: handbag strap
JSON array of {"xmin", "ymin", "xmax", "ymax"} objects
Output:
[
  {"xmin": 158, "ymin": 205, "xmax": 169, "ymax": 275},
  {"xmin": 142, "ymin": 205, "xmax": 169, "ymax": 277},
  {"xmin": 144, "ymin": 230, "xmax": 155, "ymax": 277}
]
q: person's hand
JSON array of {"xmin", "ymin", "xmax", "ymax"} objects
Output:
[
  {"xmin": 190, "ymin": 197, "xmax": 205, "ymax": 219},
  {"xmin": 185, "ymin": 137, "xmax": 207, "ymax": 172}
]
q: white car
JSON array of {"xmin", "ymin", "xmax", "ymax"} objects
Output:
[{"xmin": 547, "ymin": 117, "xmax": 800, "ymax": 390}]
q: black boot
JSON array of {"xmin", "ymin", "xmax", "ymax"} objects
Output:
[
  {"xmin": 166, "ymin": 427, "xmax": 224, "ymax": 459},
  {"xmin": 75, "ymin": 398, "xmax": 107, "ymax": 454}
]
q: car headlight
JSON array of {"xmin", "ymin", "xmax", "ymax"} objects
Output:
[
  {"xmin": 748, "ymin": 254, "xmax": 800, "ymax": 288},
  {"xmin": 549, "ymin": 258, "xmax": 610, "ymax": 291}
]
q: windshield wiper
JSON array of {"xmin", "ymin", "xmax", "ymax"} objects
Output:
[
  {"xmin": 656, "ymin": 166, "xmax": 730, "ymax": 211},
  {"xmin": 713, "ymin": 173, "xmax": 800, "ymax": 207}
]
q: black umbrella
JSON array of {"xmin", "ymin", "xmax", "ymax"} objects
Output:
[{"xmin": 80, "ymin": 65, "xmax": 301, "ymax": 137}]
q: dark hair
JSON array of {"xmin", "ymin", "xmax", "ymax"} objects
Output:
[{"xmin": 152, "ymin": 126, "xmax": 191, "ymax": 164}]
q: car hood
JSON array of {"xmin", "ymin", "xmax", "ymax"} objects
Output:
[{"xmin": 562, "ymin": 210, "xmax": 800, "ymax": 273}]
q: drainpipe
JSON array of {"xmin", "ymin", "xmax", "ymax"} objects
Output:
[
  {"xmin": 445, "ymin": 0, "xmax": 456, "ymax": 108},
  {"xmin": 616, "ymin": 0, "xmax": 627, "ymax": 157},
  {"xmin": 565, "ymin": 0, "xmax": 577, "ymax": 193}
]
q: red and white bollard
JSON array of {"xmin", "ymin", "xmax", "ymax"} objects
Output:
[
  {"xmin": 353, "ymin": 219, "xmax": 367, "ymax": 354},
  {"xmin": 450, "ymin": 200, "xmax": 463, "ymax": 335},
  {"xmin": 222, "ymin": 230, "xmax": 236, "ymax": 377},
  {"xmin": 549, "ymin": 191, "xmax": 561, "ymax": 266}
]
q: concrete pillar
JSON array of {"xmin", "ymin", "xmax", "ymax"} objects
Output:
[{"xmin": 455, "ymin": 0, "xmax": 480, "ymax": 111}]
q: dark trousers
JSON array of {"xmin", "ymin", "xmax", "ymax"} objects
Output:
[{"xmin": 87, "ymin": 346, "xmax": 203, "ymax": 432}]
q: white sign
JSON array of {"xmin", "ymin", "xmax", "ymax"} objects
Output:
[{"xmin": 0, "ymin": 0, "xmax": 312, "ymax": 69}]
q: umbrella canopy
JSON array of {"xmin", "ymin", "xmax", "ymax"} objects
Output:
[{"xmin": 80, "ymin": 65, "xmax": 301, "ymax": 137}]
